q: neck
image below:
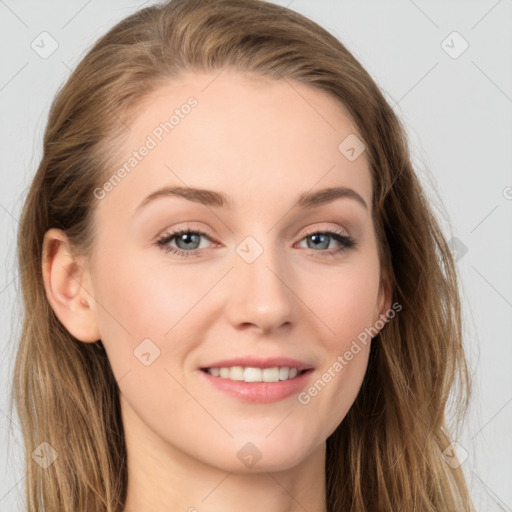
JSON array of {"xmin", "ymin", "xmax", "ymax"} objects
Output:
[{"xmin": 121, "ymin": 400, "xmax": 328, "ymax": 512}]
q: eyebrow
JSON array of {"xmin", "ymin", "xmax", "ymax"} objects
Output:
[{"xmin": 133, "ymin": 185, "xmax": 368, "ymax": 215}]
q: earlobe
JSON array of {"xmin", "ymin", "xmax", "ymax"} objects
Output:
[
  {"xmin": 381, "ymin": 280, "xmax": 393, "ymax": 319},
  {"xmin": 41, "ymin": 228, "xmax": 101, "ymax": 343},
  {"xmin": 374, "ymin": 277, "xmax": 393, "ymax": 329}
]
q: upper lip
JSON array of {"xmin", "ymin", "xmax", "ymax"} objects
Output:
[{"xmin": 200, "ymin": 357, "xmax": 314, "ymax": 372}]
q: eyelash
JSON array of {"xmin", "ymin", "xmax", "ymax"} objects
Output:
[{"xmin": 155, "ymin": 227, "xmax": 357, "ymax": 259}]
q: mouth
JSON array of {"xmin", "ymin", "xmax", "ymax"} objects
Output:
[
  {"xmin": 197, "ymin": 356, "xmax": 315, "ymax": 402},
  {"xmin": 200, "ymin": 366, "xmax": 311, "ymax": 383}
]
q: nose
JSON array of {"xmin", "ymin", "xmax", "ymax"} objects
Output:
[{"xmin": 224, "ymin": 239, "xmax": 299, "ymax": 335}]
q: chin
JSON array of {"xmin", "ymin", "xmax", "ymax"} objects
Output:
[{"xmin": 203, "ymin": 433, "xmax": 320, "ymax": 474}]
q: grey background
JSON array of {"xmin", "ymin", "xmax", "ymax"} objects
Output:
[{"xmin": 1, "ymin": 0, "xmax": 511, "ymax": 510}]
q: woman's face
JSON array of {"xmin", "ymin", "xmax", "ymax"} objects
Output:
[{"xmin": 82, "ymin": 69, "xmax": 390, "ymax": 472}]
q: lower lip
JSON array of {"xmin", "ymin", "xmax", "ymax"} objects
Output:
[{"xmin": 198, "ymin": 369, "xmax": 314, "ymax": 403}]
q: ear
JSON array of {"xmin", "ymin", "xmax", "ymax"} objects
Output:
[
  {"xmin": 374, "ymin": 274, "xmax": 393, "ymax": 328},
  {"xmin": 41, "ymin": 228, "xmax": 101, "ymax": 343}
]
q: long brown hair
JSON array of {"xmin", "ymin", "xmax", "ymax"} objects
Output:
[{"xmin": 11, "ymin": 0, "xmax": 474, "ymax": 510}]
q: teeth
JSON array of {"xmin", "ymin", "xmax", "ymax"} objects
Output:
[
  {"xmin": 244, "ymin": 367, "xmax": 263, "ymax": 382},
  {"xmin": 262, "ymin": 367, "xmax": 279, "ymax": 382},
  {"xmin": 230, "ymin": 366, "xmax": 244, "ymax": 381},
  {"xmin": 205, "ymin": 366, "xmax": 302, "ymax": 382}
]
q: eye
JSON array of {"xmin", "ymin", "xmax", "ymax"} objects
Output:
[
  {"xmin": 296, "ymin": 228, "xmax": 357, "ymax": 257},
  {"xmin": 155, "ymin": 227, "xmax": 357, "ymax": 258},
  {"xmin": 155, "ymin": 227, "xmax": 215, "ymax": 257}
]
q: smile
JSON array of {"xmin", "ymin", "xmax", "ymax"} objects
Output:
[{"xmin": 202, "ymin": 366, "xmax": 304, "ymax": 382}]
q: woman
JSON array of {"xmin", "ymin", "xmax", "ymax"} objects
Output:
[{"xmin": 11, "ymin": 0, "xmax": 474, "ymax": 510}]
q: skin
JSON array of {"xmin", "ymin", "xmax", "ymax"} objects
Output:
[{"xmin": 42, "ymin": 69, "xmax": 391, "ymax": 512}]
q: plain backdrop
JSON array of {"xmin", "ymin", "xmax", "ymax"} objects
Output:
[{"xmin": 1, "ymin": 1, "xmax": 511, "ymax": 510}]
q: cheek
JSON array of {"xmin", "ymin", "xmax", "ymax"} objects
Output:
[
  {"xmin": 305, "ymin": 254, "xmax": 381, "ymax": 351},
  {"xmin": 295, "ymin": 252, "xmax": 379, "ymax": 428},
  {"xmin": 91, "ymin": 249, "xmax": 223, "ymax": 372},
  {"xmin": 95, "ymin": 246, "xmax": 199, "ymax": 330}
]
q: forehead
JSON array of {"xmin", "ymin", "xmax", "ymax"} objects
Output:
[{"xmin": 97, "ymin": 69, "xmax": 372, "ymax": 220}]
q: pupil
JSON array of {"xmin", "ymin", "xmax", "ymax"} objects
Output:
[
  {"xmin": 310, "ymin": 234, "xmax": 328, "ymax": 249},
  {"xmin": 179, "ymin": 233, "xmax": 198, "ymax": 249}
]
